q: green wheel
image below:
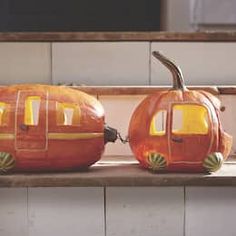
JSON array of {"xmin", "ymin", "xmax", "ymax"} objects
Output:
[
  {"xmin": 147, "ymin": 152, "xmax": 167, "ymax": 171},
  {"xmin": 203, "ymin": 152, "xmax": 223, "ymax": 173},
  {"xmin": 0, "ymin": 152, "xmax": 15, "ymax": 174}
]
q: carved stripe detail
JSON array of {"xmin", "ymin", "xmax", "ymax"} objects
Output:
[
  {"xmin": 0, "ymin": 134, "xmax": 15, "ymax": 140},
  {"xmin": 48, "ymin": 132, "xmax": 104, "ymax": 140}
]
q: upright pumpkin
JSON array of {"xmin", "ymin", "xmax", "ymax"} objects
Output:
[{"xmin": 128, "ymin": 51, "xmax": 232, "ymax": 173}]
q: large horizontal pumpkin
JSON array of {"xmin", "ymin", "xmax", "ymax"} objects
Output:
[
  {"xmin": 128, "ymin": 51, "xmax": 232, "ymax": 173},
  {"xmin": 0, "ymin": 84, "xmax": 117, "ymax": 173}
]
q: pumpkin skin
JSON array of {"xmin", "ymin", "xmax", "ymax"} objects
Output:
[
  {"xmin": 129, "ymin": 51, "xmax": 232, "ymax": 173},
  {"xmin": 0, "ymin": 84, "xmax": 116, "ymax": 172}
]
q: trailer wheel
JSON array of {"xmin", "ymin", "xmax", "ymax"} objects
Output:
[
  {"xmin": 147, "ymin": 152, "xmax": 167, "ymax": 171},
  {"xmin": 0, "ymin": 152, "xmax": 15, "ymax": 174},
  {"xmin": 203, "ymin": 152, "xmax": 223, "ymax": 173}
]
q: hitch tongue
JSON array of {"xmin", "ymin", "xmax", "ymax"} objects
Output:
[
  {"xmin": 104, "ymin": 125, "xmax": 129, "ymax": 144},
  {"xmin": 104, "ymin": 125, "xmax": 118, "ymax": 144}
]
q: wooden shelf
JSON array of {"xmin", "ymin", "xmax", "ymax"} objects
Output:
[
  {"xmin": 1, "ymin": 156, "xmax": 236, "ymax": 187},
  {"xmin": 69, "ymin": 86, "xmax": 236, "ymax": 96},
  {"xmin": 1, "ymin": 85, "xmax": 236, "ymax": 95},
  {"xmin": 1, "ymin": 32, "xmax": 236, "ymax": 42}
]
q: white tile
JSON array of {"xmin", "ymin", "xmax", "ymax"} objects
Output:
[
  {"xmin": 28, "ymin": 187, "xmax": 104, "ymax": 236},
  {"xmin": 0, "ymin": 43, "xmax": 51, "ymax": 84},
  {"xmin": 186, "ymin": 187, "xmax": 236, "ymax": 236},
  {"xmin": 219, "ymin": 95, "xmax": 236, "ymax": 154},
  {"xmin": 100, "ymin": 95, "xmax": 146, "ymax": 156},
  {"xmin": 52, "ymin": 42, "xmax": 149, "ymax": 85},
  {"xmin": 151, "ymin": 42, "xmax": 236, "ymax": 86},
  {"xmin": 106, "ymin": 187, "xmax": 184, "ymax": 236},
  {"xmin": 0, "ymin": 188, "xmax": 27, "ymax": 236}
]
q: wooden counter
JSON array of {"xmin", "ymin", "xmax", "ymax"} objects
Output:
[
  {"xmin": 1, "ymin": 156, "xmax": 236, "ymax": 187},
  {"xmin": 1, "ymin": 32, "xmax": 236, "ymax": 42},
  {"xmin": 71, "ymin": 86, "xmax": 236, "ymax": 95},
  {"xmin": 2, "ymin": 85, "xmax": 236, "ymax": 95}
]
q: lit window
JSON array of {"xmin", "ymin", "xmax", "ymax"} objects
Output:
[
  {"xmin": 150, "ymin": 110, "xmax": 167, "ymax": 136},
  {"xmin": 24, "ymin": 96, "xmax": 41, "ymax": 125},
  {"xmin": 172, "ymin": 104, "xmax": 209, "ymax": 135},
  {"xmin": 0, "ymin": 102, "xmax": 8, "ymax": 126},
  {"xmin": 56, "ymin": 102, "xmax": 81, "ymax": 126}
]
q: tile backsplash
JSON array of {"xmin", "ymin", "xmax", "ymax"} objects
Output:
[
  {"xmin": 100, "ymin": 94, "xmax": 236, "ymax": 156},
  {"xmin": 0, "ymin": 43, "xmax": 51, "ymax": 84},
  {"xmin": 151, "ymin": 42, "xmax": 236, "ymax": 86},
  {"xmin": 0, "ymin": 42, "xmax": 235, "ymax": 156},
  {"xmin": 52, "ymin": 42, "xmax": 149, "ymax": 86},
  {"xmin": 0, "ymin": 42, "xmax": 235, "ymax": 86}
]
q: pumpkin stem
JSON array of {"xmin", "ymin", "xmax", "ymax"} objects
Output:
[{"xmin": 152, "ymin": 51, "xmax": 186, "ymax": 91}]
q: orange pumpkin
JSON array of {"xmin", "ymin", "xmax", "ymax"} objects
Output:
[
  {"xmin": 0, "ymin": 84, "xmax": 117, "ymax": 173},
  {"xmin": 128, "ymin": 51, "xmax": 232, "ymax": 173}
]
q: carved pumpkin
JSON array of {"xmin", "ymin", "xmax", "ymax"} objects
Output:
[
  {"xmin": 128, "ymin": 51, "xmax": 232, "ymax": 173},
  {"xmin": 0, "ymin": 84, "xmax": 117, "ymax": 173}
]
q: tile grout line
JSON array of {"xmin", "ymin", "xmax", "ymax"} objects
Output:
[
  {"xmin": 104, "ymin": 187, "xmax": 107, "ymax": 236},
  {"xmin": 184, "ymin": 186, "xmax": 186, "ymax": 236},
  {"xmin": 148, "ymin": 42, "xmax": 152, "ymax": 85},
  {"xmin": 50, "ymin": 42, "xmax": 53, "ymax": 85},
  {"xmin": 27, "ymin": 187, "xmax": 29, "ymax": 236}
]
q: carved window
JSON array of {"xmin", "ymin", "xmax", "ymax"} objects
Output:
[
  {"xmin": 56, "ymin": 102, "xmax": 81, "ymax": 126},
  {"xmin": 172, "ymin": 104, "xmax": 209, "ymax": 135},
  {"xmin": 24, "ymin": 96, "xmax": 41, "ymax": 126},
  {"xmin": 0, "ymin": 102, "xmax": 9, "ymax": 126},
  {"xmin": 150, "ymin": 110, "xmax": 167, "ymax": 136}
]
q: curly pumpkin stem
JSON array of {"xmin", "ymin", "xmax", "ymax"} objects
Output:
[{"xmin": 152, "ymin": 51, "xmax": 186, "ymax": 91}]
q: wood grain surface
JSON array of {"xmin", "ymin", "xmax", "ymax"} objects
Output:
[
  {"xmin": 0, "ymin": 156, "xmax": 236, "ymax": 187},
  {"xmin": 1, "ymin": 32, "xmax": 236, "ymax": 42},
  {"xmin": 70, "ymin": 86, "xmax": 236, "ymax": 95},
  {"xmin": 1, "ymin": 85, "xmax": 235, "ymax": 95}
]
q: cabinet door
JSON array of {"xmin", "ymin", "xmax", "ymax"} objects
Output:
[
  {"xmin": 28, "ymin": 187, "xmax": 104, "ymax": 236},
  {"xmin": 0, "ymin": 188, "xmax": 28, "ymax": 236},
  {"xmin": 186, "ymin": 187, "xmax": 236, "ymax": 236},
  {"xmin": 106, "ymin": 187, "xmax": 184, "ymax": 236}
]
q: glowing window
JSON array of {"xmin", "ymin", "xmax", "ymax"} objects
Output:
[
  {"xmin": 56, "ymin": 102, "xmax": 81, "ymax": 126},
  {"xmin": 150, "ymin": 110, "xmax": 167, "ymax": 136},
  {"xmin": 172, "ymin": 104, "xmax": 209, "ymax": 135},
  {"xmin": 0, "ymin": 102, "xmax": 8, "ymax": 126},
  {"xmin": 24, "ymin": 96, "xmax": 41, "ymax": 125}
]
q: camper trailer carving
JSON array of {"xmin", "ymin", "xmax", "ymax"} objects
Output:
[
  {"xmin": 128, "ymin": 51, "xmax": 232, "ymax": 173},
  {"xmin": 0, "ymin": 85, "xmax": 117, "ymax": 173}
]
